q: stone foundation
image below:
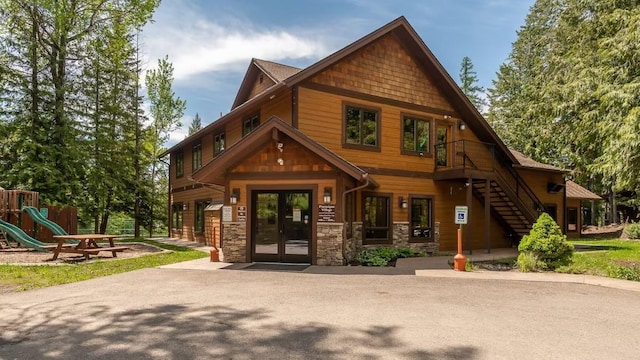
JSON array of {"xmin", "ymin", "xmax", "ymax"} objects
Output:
[
  {"xmin": 353, "ymin": 221, "xmax": 440, "ymax": 256},
  {"xmin": 221, "ymin": 222, "xmax": 247, "ymax": 262},
  {"xmin": 316, "ymin": 222, "xmax": 344, "ymax": 265}
]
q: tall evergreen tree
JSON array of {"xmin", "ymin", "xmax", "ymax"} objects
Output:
[
  {"xmin": 146, "ymin": 55, "xmax": 186, "ymax": 236},
  {"xmin": 188, "ymin": 113, "xmax": 202, "ymax": 135},
  {"xmin": 458, "ymin": 56, "xmax": 486, "ymax": 111},
  {"xmin": 488, "ymin": 0, "xmax": 640, "ymax": 218}
]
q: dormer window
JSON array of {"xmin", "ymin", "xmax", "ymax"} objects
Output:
[
  {"xmin": 243, "ymin": 115, "xmax": 260, "ymax": 136},
  {"xmin": 214, "ymin": 132, "xmax": 225, "ymax": 155}
]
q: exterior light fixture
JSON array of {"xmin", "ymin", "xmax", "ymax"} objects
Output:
[
  {"xmin": 399, "ymin": 196, "xmax": 408, "ymax": 209},
  {"xmin": 323, "ymin": 187, "xmax": 332, "ymax": 204},
  {"xmin": 182, "ymin": 203, "xmax": 189, "ymax": 211},
  {"xmin": 230, "ymin": 188, "xmax": 240, "ymax": 205},
  {"xmin": 458, "ymin": 121, "xmax": 466, "ymax": 131},
  {"xmin": 443, "ymin": 115, "xmax": 452, "ymax": 119}
]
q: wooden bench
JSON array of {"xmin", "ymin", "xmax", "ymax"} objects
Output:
[
  {"xmin": 82, "ymin": 246, "xmax": 129, "ymax": 255},
  {"xmin": 41, "ymin": 244, "xmax": 76, "ymax": 249}
]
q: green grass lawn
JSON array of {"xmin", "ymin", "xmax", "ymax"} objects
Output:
[
  {"xmin": 558, "ymin": 239, "xmax": 640, "ymax": 281},
  {"xmin": 0, "ymin": 239, "xmax": 208, "ymax": 292}
]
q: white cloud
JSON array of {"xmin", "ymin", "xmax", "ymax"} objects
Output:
[{"xmin": 141, "ymin": 2, "xmax": 329, "ymax": 82}]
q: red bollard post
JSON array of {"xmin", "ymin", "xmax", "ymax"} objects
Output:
[{"xmin": 453, "ymin": 227, "xmax": 467, "ymax": 271}]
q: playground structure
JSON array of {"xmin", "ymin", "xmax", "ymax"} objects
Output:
[
  {"xmin": 0, "ymin": 218, "xmax": 71, "ymax": 252},
  {"xmin": 0, "ymin": 189, "xmax": 77, "ymax": 247}
]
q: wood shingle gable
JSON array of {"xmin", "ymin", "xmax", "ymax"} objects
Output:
[{"xmin": 232, "ymin": 58, "xmax": 302, "ymax": 110}]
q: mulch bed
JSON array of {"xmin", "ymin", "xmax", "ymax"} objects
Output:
[{"xmin": 0, "ymin": 243, "xmax": 165, "ymax": 265}]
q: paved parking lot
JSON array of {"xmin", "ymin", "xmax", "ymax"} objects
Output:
[{"xmin": 1, "ymin": 266, "xmax": 639, "ymax": 359}]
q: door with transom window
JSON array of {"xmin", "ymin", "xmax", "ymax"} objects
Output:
[{"xmin": 251, "ymin": 190, "xmax": 312, "ymax": 263}]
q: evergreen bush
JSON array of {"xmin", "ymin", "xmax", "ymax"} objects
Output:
[
  {"xmin": 625, "ymin": 222, "xmax": 640, "ymax": 239},
  {"xmin": 517, "ymin": 213, "xmax": 574, "ymax": 270},
  {"xmin": 355, "ymin": 247, "xmax": 425, "ymax": 267}
]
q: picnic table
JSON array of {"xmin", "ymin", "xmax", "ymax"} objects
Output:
[{"xmin": 51, "ymin": 234, "xmax": 129, "ymax": 260}]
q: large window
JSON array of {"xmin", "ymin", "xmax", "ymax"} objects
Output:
[
  {"xmin": 567, "ymin": 207, "xmax": 578, "ymax": 232},
  {"xmin": 243, "ymin": 115, "xmax": 260, "ymax": 136},
  {"xmin": 172, "ymin": 203, "xmax": 183, "ymax": 230},
  {"xmin": 213, "ymin": 132, "xmax": 225, "ymax": 155},
  {"xmin": 192, "ymin": 143, "xmax": 202, "ymax": 171},
  {"xmin": 344, "ymin": 105, "xmax": 379, "ymax": 149},
  {"xmin": 175, "ymin": 151, "xmax": 184, "ymax": 178},
  {"xmin": 403, "ymin": 115, "xmax": 431, "ymax": 155},
  {"xmin": 410, "ymin": 196, "xmax": 433, "ymax": 242},
  {"xmin": 362, "ymin": 193, "xmax": 391, "ymax": 244},
  {"xmin": 345, "ymin": 192, "xmax": 355, "ymax": 238},
  {"xmin": 194, "ymin": 199, "xmax": 210, "ymax": 234}
]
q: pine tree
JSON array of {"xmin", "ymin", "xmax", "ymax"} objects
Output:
[
  {"xmin": 458, "ymin": 56, "xmax": 486, "ymax": 111},
  {"xmin": 189, "ymin": 113, "xmax": 202, "ymax": 135}
]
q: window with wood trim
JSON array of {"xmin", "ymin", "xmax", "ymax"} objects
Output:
[
  {"xmin": 213, "ymin": 132, "xmax": 225, "ymax": 155},
  {"xmin": 243, "ymin": 115, "xmax": 260, "ymax": 136},
  {"xmin": 194, "ymin": 199, "xmax": 210, "ymax": 234},
  {"xmin": 345, "ymin": 192, "xmax": 355, "ymax": 238},
  {"xmin": 175, "ymin": 152, "xmax": 184, "ymax": 177},
  {"xmin": 362, "ymin": 193, "xmax": 391, "ymax": 244},
  {"xmin": 567, "ymin": 207, "xmax": 578, "ymax": 232},
  {"xmin": 192, "ymin": 143, "xmax": 202, "ymax": 171},
  {"xmin": 410, "ymin": 195, "xmax": 433, "ymax": 242},
  {"xmin": 344, "ymin": 105, "xmax": 379, "ymax": 149},
  {"xmin": 172, "ymin": 203, "xmax": 183, "ymax": 230},
  {"xmin": 402, "ymin": 115, "xmax": 431, "ymax": 155}
]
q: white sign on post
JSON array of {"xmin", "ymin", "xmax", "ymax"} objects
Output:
[{"xmin": 455, "ymin": 206, "xmax": 468, "ymax": 224}]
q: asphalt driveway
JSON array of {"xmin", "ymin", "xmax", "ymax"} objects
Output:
[{"xmin": 1, "ymin": 267, "xmax": 639, "ymax": 359}]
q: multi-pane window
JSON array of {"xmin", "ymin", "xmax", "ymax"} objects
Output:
[
  {"xmin": 410, "ymin": 196, "xmax": 433, "ymax": 242},
  {"xmin": 192, "ymin": 143, "xmax": 202, "ymax": 171},
  {"xmin": 194, "ymin": 200, "xmax": 209, "ymax": 233},
  {"xmin": 567, "ymin": 207, "xmax": 578, "ymax": 231},
  {"xmin": 172, "ymin": 203, "xmax": 183, "ymax": 230},
  {"xmin": 403, "ymin": 116, "xmax": 431, "ymax": 154},
  {"xmin": 175, "ymin": 152, "xmax": 184, "ymax": 177},
  {"xmin": 213, "ymin": 132, "xmax": 225, "ymax": 155},
  {"xmin": 345, "ymin": 105, "xmax": 378, "ymax": 148},
  {"xmin": 363, "ymin": 194, "xmax": 391, "ymax": 244},
  {"xmin": 243, "ymin": 115, "xmax": 260, "ymax": 136},
  {"xmin": 345, "ymin": 192, "xmax": 355, "ymax": 238}
]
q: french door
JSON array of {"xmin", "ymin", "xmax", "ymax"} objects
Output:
[{"xmin": 251, "ymin": 190, "xmax": 311, "ymax": 263}]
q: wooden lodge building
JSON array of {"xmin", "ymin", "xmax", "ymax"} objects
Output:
[{"xmin": 161, "ymin": 17, "xmax": 596, "ymax": 265}]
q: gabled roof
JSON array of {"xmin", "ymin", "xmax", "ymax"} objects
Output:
[
  {"xmin": 231, "ymin": 58, "xmax": 302, "ymax": 109},
  {"xmin": 566, "ymin": 181, "xmax": 601, "ymax": 200},
  {"xmin": 192, "ymin": 116, "xmax": 378, "ymax": 188},
  {"xmin": 254, "ymin": 59, "xmax": 302, "ymax": 83},
  {"xmin": 164, "ymin": 16, "xmax": 520, "ymax": 165},
  {"xmin": 509, "ymin": 149, "xmax": 566, "ymax": 172}
]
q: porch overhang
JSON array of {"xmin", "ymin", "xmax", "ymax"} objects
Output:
[{"xmin": 191, "ymin": 116, "xmax": 378, "ymax": 188}]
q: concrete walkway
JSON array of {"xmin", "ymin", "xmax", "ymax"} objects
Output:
[{"xmin": 153, "ymin": 238, "xmax": 640, "ymax": 293}]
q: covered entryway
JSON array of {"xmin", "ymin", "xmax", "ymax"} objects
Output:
[{"xmin": 251, "ymin": 190, "xmax": 312, "ymax": 263}]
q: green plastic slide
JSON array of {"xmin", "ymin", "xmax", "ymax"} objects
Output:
[
  {"xmin": 22, "ymin": 206, "xmax": 68, "ymax": 235},
  {"xmin": 0, "ymin": 218, "xmax": 51, "ymax": 252}
]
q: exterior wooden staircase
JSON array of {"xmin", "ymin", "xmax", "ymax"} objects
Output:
[{"xmin": 435, "ymin": 140, "xmax": 544, "ymax": 241}]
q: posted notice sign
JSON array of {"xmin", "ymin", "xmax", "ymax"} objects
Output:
[{"xmin": 455, "ymin": 206, "xmax": 468, "ymax": 224}]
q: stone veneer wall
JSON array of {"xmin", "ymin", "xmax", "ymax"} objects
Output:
[
  {"xmin": 222, "ymin": 222, "xmax": 246, "ymax": 262},
  {"xmin": 353, "ymin": 221, "xmax": 441, "ymax": 255},
  {"xmin": 316, "ymin": 222, "xmax": 344, "ymax": 265}
]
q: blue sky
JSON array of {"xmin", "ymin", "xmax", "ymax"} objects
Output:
[{"xmin": 141, "ymin": 0, "xmax": 534, "ymax": 144}]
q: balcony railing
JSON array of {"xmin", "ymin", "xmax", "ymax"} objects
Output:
[{"xmin": 434, "ymin": 140, "xmax": 495, "ymax": 172}]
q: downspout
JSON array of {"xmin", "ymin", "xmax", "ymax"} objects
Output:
[{"xmin": 341, "ymin": 173, "xmax": 371, "ymax": 264}]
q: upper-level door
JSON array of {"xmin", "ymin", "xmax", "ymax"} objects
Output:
[
  {"xmin": 252, "ymin": 190, "xmax": 312, "ymax": 263},
  {"xmin": 436, "ymin": 123, "xmax": 452, "ymax": 167}
]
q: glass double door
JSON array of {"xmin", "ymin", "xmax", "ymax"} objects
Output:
[{"xmin": 251, "ymin": 190, "xmax": 311, "ymax": 263}]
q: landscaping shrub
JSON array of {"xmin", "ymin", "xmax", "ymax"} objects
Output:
[
  {"xmin": 625, "ymin": 222, "xmax": 640, "ymax": 239},
  {"xmin": 516, "ymin": 252, "xmax": 539, "ymax": 272},
  {"xmin": 355, "ymin": 247, "xmax": 424, "ymax": 266},
  {"xmin": 517, "ymin": 213, "xmax": 574, "ymax": 271}
]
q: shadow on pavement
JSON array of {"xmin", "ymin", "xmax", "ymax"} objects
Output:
[{"xmin": 1, "ymin": 301, "xmax": 479, "ymax": 359}]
